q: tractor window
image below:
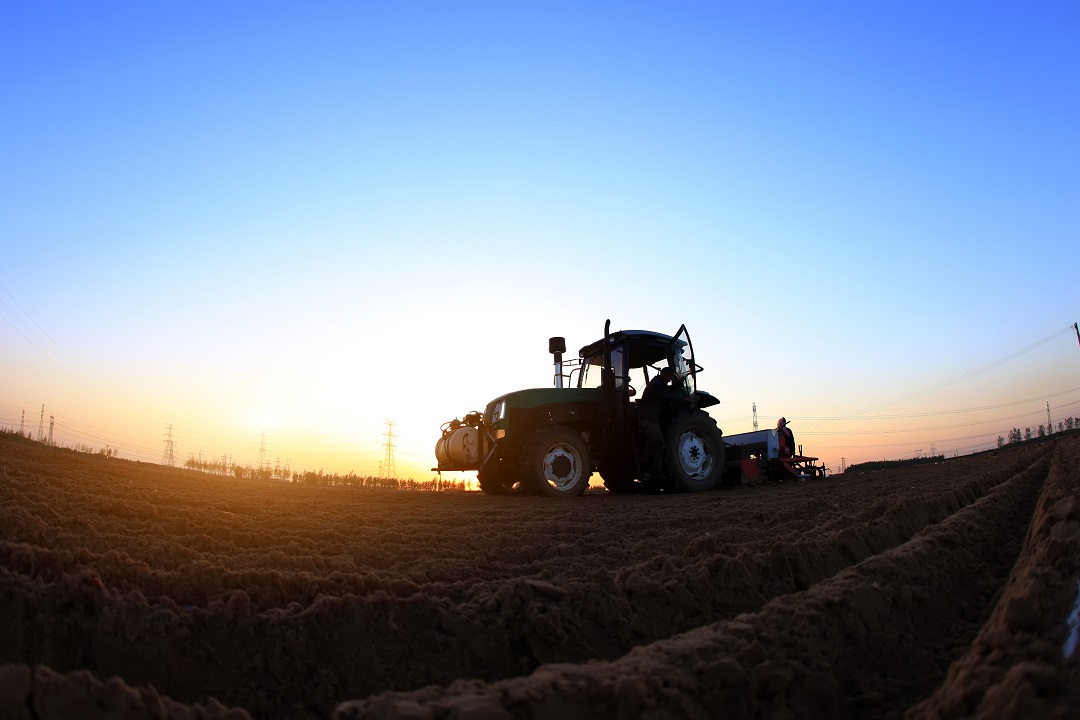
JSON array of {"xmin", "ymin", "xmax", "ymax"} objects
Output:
[
  {"xmin": 671, "ymin": 337, "xmax": 696, "ymax": 394},
  {"xmin": 611, "ymin": 347, "xmax": 625, "ymax": 389},
  {"xmin": 628, "ymin": 365, "xmax": 650, "ymax": 397},
  {"xmin": 580, "ymin": 356, "xmax": 604, "ymax": 388},
  {"xmin": 578, "ymin": 347, "xmax": 627, "ymax": 389}
]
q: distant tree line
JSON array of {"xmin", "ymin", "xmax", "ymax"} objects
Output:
[
  {"xmin": 178, "ymin": 453, "xmax": 467, "ymax": 491},
  {"xmin": 845, "ymin": 455, "xmax": 945, "ymax": 474},
  {"xmin": 0, "ymin": 427, "xmax": 119, "ymax": 457},
  {"xmin": 183, "ymin": 455, "xmax": 235, "ymax": 476},
  {"xmin": 998, "ymin": 416, "xmax": 1077, "ymax": 448},
  {"xmin": 291, "ymin": 469, "xmax": 467, "ymax": 491}
]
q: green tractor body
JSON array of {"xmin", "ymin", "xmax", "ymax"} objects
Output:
[{"xmin": 434, "ymin": 321, "xmax": 724, "ymax": 496}]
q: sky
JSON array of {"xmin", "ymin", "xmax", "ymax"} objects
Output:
[{"xmin": 1, "ymin": 1, "xmax": 1078, "ymax": 479}]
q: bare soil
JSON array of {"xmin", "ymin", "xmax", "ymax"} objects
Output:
[{"xmin": 1, "ymin": 433, "xmax": 1077, "ymax": 719}]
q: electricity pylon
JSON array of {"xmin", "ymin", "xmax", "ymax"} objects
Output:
[
  {"xmin": 382, "ymin": 420, "xmax": 397, "ymax": 479},
  {"xmin": 162, "ymin": 424, "xmax": 177, "ymax": 467},
  {"xmin": 257, "ymin": 432, "xmax": 269, "ymax": 471}
]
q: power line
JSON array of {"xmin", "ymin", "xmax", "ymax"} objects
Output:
[
  {"xmin": 797, "ymin": 385, "xmax": 1080, "ymax": 423},
  {"xmin": 49, "ymin": 417, "xmax": 160, "ymax": 455},
  {"xmin": 801, "ymin": 324, "xmax": 1077, "ymax": 430},
  {"xmin": 800, "ymin": 400, "xmax": 1080, "ymax": 437},
  {"xmin": 0, "ymin": 278, "xmax": 141, "ymax": 419}
]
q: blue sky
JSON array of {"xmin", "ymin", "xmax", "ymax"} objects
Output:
[{"xmin": 2, "ymin": 2, "xmax": 1078, "ymax": 475}]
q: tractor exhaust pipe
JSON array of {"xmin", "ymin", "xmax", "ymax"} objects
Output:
[{"xmin": 549, "ymin": 336, "xmax": 566, "ymax": 388}]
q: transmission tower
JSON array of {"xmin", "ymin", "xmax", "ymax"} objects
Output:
[
  {"xmin": 162, "ymin": 424, "xmax": 177, "ymax": 467},
  {"xmin": 382, "ymin": 420, "xmax": 397, "ymax": 479},
  {"xmin": 257, "ymin": 431, "xmax": 269, "ymax": 470},
  {"xmin": 752, "ymin": 402, "xmax": 758, "ymax": 431},
  {"xmin": 38, "ymin": 404, "xmax": 44, "ymax": 443},
  {"xmin": 48, "ymin": 415, "xmax": 54, "ymax": 446},
  {"xmin": 19, "ymin": 409, "xmax": 24, "ymax": 436}
]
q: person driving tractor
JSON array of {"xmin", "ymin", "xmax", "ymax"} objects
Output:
[{"xmin": 638, "ymin": 367, "xmax": 694, "ymax": 480}]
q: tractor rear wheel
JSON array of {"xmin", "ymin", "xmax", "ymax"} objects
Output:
[
  {"xmin": 521, "ymin": 426, "xmax": 591, "ymax": 497},
  {"xmin": 664, "ymin": 411, "xmax": 725, "ymax": 492}
]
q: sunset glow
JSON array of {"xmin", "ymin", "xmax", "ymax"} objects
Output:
[{"xmin": 1, "ymin": 2, "xmax": 1077, "ymax": 479}]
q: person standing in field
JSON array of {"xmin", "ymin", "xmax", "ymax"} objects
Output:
[{"xmin": 777, "ymin": 417, "xmax": 795, "ymax": 458}]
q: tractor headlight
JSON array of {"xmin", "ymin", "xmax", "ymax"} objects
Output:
[{"xmin": 490, "ymin": 400, "xmax": 507, "ymax": 423}]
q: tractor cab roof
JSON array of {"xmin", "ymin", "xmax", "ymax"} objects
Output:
[{"xmin": 578, "ymin": 330, "xmax": 686, "ymax": 369}]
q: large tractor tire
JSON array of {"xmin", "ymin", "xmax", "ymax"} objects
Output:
[
  {"xmin": 520, "ymin": 426, "xmax": 591, "ymax": 497},
  {"xmin": 664, "ymin": 410, "xmax": 725, "ymax": 492}
]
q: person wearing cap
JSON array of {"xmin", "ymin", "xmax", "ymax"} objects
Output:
[
  {"xmin": 777, "ymin": 417, "xmax": 795, "ymax": 458},
  {"xmin": 637, "ymin": 367, "xmax": 693, "ymax": 480}
]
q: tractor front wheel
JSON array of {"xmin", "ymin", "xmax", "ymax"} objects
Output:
[
  {"xmin": 664, "ymin": 411, "xmax": 725, "ymax": 492},
  {"xmin": 521, "ymin": 426, "xmax": 591, "ymax": 497}
]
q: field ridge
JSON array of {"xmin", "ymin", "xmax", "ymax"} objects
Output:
[{"xmin": 0, "ymin": 435, "xmax": 1076, "ymax": 718}]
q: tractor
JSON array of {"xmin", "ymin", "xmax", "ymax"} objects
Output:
[{"xmin": 434, "ymin": 320, "xmax": 725, "ymax": 496}]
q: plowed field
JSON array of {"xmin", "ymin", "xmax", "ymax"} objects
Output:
[{"xmin": 2, "ymin": 433, "xmax": 1078, "ymax": 719}]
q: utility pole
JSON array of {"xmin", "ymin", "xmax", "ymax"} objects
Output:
[
  {"xmin": 752, "ymin": 402, "xmax": 758, "ymax": 431},
  {"xmin": 382, "ymin": 420, "xmax": 397, "ymax": 479},
  {"xmin": 162, "ymin": 424, "xmax": 177, "ymax": 467}
]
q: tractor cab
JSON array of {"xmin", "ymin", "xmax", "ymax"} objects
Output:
[
  {"xmin": 576, "ymin": 324, "xmax": 719, "ymax": 410},
  {"xmin": 572, "ymin": 322, "xmax": 722, "ymax": 492}
]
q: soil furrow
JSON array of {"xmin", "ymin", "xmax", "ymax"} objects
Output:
[
  {"xmin": 334, "ymin": 448, "xmax": 1054, "ymax": 719},
  {"xmin": 907, "ymin": 438, "xmax": 1080, "ymax": 719},
  {"xmin": 0, "ymin": 451, "xmax": 1035, "ymax": 719},
  {"xmin": 0, "ymin": 433, "xmax": 1070, "ymax": 720}
]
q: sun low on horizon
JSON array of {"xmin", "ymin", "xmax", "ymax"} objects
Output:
[{"xmin": 1, "ymin": 2, "xmax": 1078, "ymax": 480}]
